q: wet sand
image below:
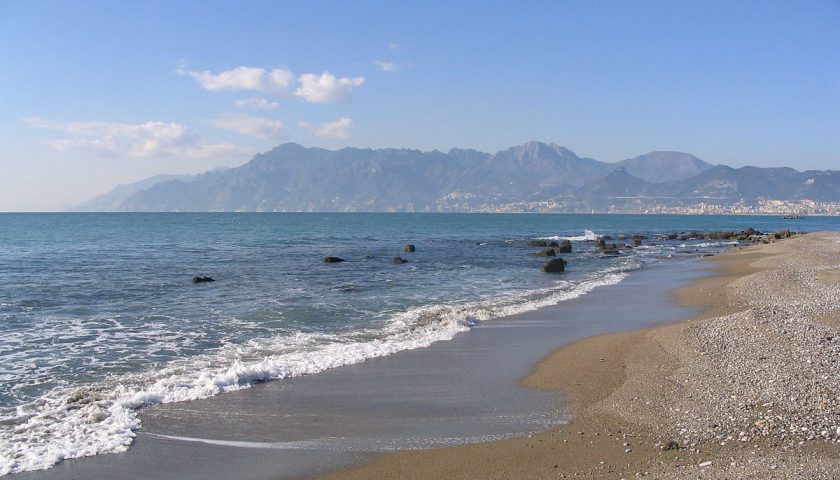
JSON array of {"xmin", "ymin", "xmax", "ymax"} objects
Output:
[
  {"xmin": 322, "ymin": 233, "xmax": 840, "ymax": 479},
  {"xmin": 11, "ymin": 261, "xmax": 705, "ymax": 479}
]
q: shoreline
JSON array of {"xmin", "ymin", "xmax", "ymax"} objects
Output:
[
  {"xmin": 321, "ymin": 233, "xmax": 840, "ymax": 479},
  {"xmin": 9, "ymin": 255, "xmax": 706, "ymax": 479}
]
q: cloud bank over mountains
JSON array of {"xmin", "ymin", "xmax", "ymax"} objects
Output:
[
  {"xmin": 24, "ymin": 62, "xmax": 369, "ymax": 162},
  {"xmin": 24, "ymin": 118, "xmax": 242, "ymax": 161}
]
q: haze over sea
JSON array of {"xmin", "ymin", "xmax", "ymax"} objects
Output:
[{"xmin": 1, "ymin": 212, "xmax": 837, "ymax": 474}]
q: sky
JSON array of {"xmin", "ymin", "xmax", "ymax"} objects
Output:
[{"xmin": 1, "ymin": 0, "xmax": 838, "ymax": 211}]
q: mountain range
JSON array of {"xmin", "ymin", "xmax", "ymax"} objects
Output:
[{"xmin": 76, "ymin": 142, "xmax": 840, "ymax": 213}]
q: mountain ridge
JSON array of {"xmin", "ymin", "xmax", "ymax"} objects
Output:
[{"xmin": 75, "ymin": 142, "xmax": 840, "ymax": 213}]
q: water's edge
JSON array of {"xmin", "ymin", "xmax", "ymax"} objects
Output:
[{"xmin": 8, "ymin": 258, "xmax": 707, "ymax": 480}]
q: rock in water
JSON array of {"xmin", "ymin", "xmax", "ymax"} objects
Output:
[
  {"xmin": 633, "ymin": 238, "xmax": 642, "ymax": 246},
  {"xmin": 192, "ymin": 276, "xmax": 215, "ymax": 283},
  {"xmin": 532, "ymin": 249, "xmax": 556, "ymax": 257},
  {"xmin": 322, "ymin": 256, "xmax": 346, "ymax": 263},
  {"xmin": 404, "ymin": 244, "xmax": 416, "ymax": 252},
  {"xmin": 555, "ymin": 243, "xmax": 572, "ymax": 253},
  {"xmin": 391, "ymin": 257, "xmax": 408, "ymax": 264},
  {"xmin": 541, "ymin": 258, "xmax": 567, "ymax": 273},
  {"xmin": 528, "ymin": 240, "xmax": 548, "ymax": 247}
]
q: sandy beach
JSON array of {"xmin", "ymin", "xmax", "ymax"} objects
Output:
[{"xmin": 322, "ymin": 232, "xmax": 840, "ymax": 479}]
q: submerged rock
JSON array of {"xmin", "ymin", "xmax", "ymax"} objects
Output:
[
  {"xmin": 531, "ymin": 249, "xmax": 556, "ymax": 257},
  {"xmin": 391, "ymin": 257, "xmax": 408, "ymax": 264},
  {"xmin": 322, "ymin": 256, "xmax": 346, "ymax": 263},
  {"xmin": 528, "ymin": 240, "xmax": 548, "ymax": 247},
  {"xmin": 602, "ymin": 243, "xmax": 621, "ymax": 255},
  {"xmin": 404, "ymin": 244, "xmax": 416, "ymax": 252},
  {"xmin": 192, "ymin": 276, "xmax": 215, "ymax": 283},
  {"xmin": 541, "ymin": 258, "xmax": 567, "ymax": 273}
]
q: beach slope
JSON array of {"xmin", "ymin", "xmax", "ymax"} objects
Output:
[{"xmin": 322, "ymin": 232, "xmax": 840, "ymax": 479}]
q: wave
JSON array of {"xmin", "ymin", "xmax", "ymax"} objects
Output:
[
  {"xmin": 679, "ymin": 241, "xmax": 739, "ymax": 248},
  {"xmin": 0, "ymin": 269, "xmax": 627, "ymax": 475},
  {"xmin": 539, "ymin": 229, "xmax": 599, "ymax": 242}
]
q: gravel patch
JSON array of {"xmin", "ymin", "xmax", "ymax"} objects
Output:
[{"xmin": 601, "ymin": 233, "xmax": 839, "ymax": 478}]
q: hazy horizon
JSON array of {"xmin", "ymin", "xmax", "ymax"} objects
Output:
[{"xmin": 2, "ymin": 1, "xmax": 838, "ymax": 211}]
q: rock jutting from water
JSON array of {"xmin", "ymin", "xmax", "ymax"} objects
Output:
[{"xmin": 541, "ymin": 258, "xmax": 567, "ymax": 273}]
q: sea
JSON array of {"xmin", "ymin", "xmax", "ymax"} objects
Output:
[{"xmin": 1, "ymin": 212, "xmax": 838, "ymax": 475}]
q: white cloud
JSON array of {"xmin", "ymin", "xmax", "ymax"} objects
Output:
[
  {"xmin": 180, "ymin": 65, "xmax": 365, "ymax": 104},
  {"xmin": 233, "ymin": 98, "xmax": 279, "ymax": 110},
  {"xmin": 374, "ymin": 60, "xmax": 400, "ymax": 72},
  {"xmin": 388, "ymin": 42, "xmax": 401, "ymax": 50},
  {"xmin": 24, "ymin": 117, "xmax": 243, "ymax": 160},
  {"xmin": 180, "ymin": 66, "xmax": 294, "ymax": 96},
  {"xmin": 207, "ymin": 114, "xmax": 285, "ymax": 140},
  {"xmin": 300, "ymin": 118, "xmax": 352, "ymax": 139},
  {"xmin": 294, "ymin": 73, "xmax": 365, "ymax": 104}
]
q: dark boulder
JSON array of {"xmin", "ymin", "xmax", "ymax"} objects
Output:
[
  {"xmin": 774, "ymin": 229, "xmax": 791, "ymax": 239},
  {"xmin": 708, "ymin": 231, "xmax": 735, "ymax": 240},
  {"xmin": 192, "ymin": 276, "xmax": 215, "ymax": 283},
  {"xmin": 322, "ymin": 256, "xmax": 346, "ymax": 263},
  {"xmin": 554, "ymin": 244, "xmax": 572, "ymax": 253},
  {"xmin": 404, "ymin": 244, "xmax": 416, "ymax": 252},
  {"xmin": 391, "ymin": 257, "xmax": 408, "ymax": 264},
  {"xmin": 532, "ymin": 249, "xmax": 556, "ymax": 257},
  {"xmin": 528, "ymin": 240, "xmax": 548, "ymax": 247},
  {"xmin": 541, "ymin": 258, "xmax": 567, "ymax": 273},
  {"xmin": 595, "ymin": 238, "xmax": 606, "ymax": 249},
  {"xmin": 633, "ymin": 238, "xmax": 642, "ymax": 247},
  {"xmin": 547, "ymin": 241, "xmax": 560, "ymax": 248}
]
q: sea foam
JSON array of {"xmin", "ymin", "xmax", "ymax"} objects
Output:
[
  {"xmin": 0, "ymin": 270, "xmax": 626, "ymax": 475},
  {"xmin": 540, "ymin": 229, "xmax": 599, "ymax": 242}
]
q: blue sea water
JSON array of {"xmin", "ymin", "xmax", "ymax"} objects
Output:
[{"xmin": 0, "ymin": 212, "xmax": 837, "ymax": 474}]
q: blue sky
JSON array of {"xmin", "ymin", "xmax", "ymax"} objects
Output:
[{"xmin": 1, "ymin": 0, "xmax": 838, "ymax": 210}]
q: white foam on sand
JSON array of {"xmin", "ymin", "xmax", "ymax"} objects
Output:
[
  {"xmin": 0, "ymin": 270, "xmax": 627, "ymax": 475},
  {"xmin": 679, "ymin": 241, "xmax": 739, "ymax": 248}
]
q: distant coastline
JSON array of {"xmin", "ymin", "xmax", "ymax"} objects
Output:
[{"xmin": 69, "ymin": 142, "xmax": 840, "ymax": 214}]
